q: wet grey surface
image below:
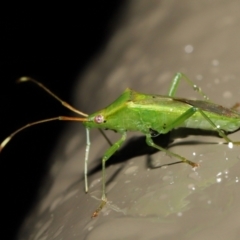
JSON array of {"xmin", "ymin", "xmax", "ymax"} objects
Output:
[{"xmin": 18, "ymin": 0, "xmax": 240, "ymax": 239}]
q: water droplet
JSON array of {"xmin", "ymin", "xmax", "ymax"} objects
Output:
[
  {"xmin": 223, "ymin": 91, "xmax": 232, "ymax": 99},
  {"xmin": 193, "ymin": 84, "xmax": 200, "ymax": 91},
  {"xmin": 188, "ymin": 183, "xmax": 196, "ymax": 190},
  {"xmin": 216, "ymin": 177, "xmax": 222, "ymax": 183},
  {"xmin": 184, "ymin": 44, "xmax": 194, "ymax": 53},
  {"xmin": 196, "ymin": 75, "xmax": 203, "ymax": 81},
  {"xmin": 235, "ymin": 177, "xmax": 239, "ymax": 183},
  {"xmin": 228, "ymin": 142, "xmax": 233, "ymax": 149},
  {"xmin": 177, "ymin": 212, "xmax": 183, "ymax": 217},
  {"xmin": 203, "ymin": 95, "xmax": 209, "ymax": 101},
  {"xmin": 88, "ymin": 226, "xmax": 94, "ymax": 231},
  {"xmin": 124, "ymin": 166, "xmax": 139, "ymax": 175},
  {"xmin": 212, "ymin": 59, "xmax": 219, "ymax": 66}
]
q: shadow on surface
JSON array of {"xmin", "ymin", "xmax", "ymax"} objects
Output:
[{"xmin": 88, "ymin": 127, "xmax": 223, "ymax": 176}]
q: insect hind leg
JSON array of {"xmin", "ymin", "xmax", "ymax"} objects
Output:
[
  {"xmin": 197, "ymin": 109, "xmax": 240, "ymax": 145},
  {"xmin": 168, "ymin": 73, "xmax": 209, "ymax": 101},
  {"xmin": 145, "ymin": 106, "xmax": 199, "ymax": 167},
  {"xmin": 145, "ymin": 134, "xmax": 199, "ymax": 168}
]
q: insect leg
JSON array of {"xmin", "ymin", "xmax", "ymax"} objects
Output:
[
  {"xmin": 161, "ymin": 107, "xmax": 198, "ymax": 134},
  {"xmin": 84, "ymin": 128, "xmax": 91, "ymax": 193},
  {"xmin": 146, "ymin": 107, "xmax": 200, "ymax": 167},
  {"xmin": 197, "ymin": 109, "xmax": 240, "ymax": 144},
  {"xmin": 101, "ymin": 132, "xmax": 127, "ymax": 200},
  {"xmin": 84, "ymin": 129, "xmax": 113, "ymax": 193},
  {"xmin": 145, "ymin": 134, "xmax": 198, "ymax": 167},
  {"xmin": 92, "ymin": 132, "xmax": 127, "ymax": 217},
  {"xmin": 168, "ymin": 73, "xmax": 209, "ymax": 101}
]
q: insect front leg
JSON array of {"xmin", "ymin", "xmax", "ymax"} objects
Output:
[
  {"xmin": 92, "ymin": 131, "xmax": 127, "ymax": 217},
  {"xmin": 84, "ymin": 128, "xmax": 91, "ymax": 193},
  {"xmin": 168, "ymin": 73, "xmax": 209, "ymax": 100}
]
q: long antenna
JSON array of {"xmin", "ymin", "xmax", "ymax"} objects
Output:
[
  {"xmin": 0, "ymin": 116, "xmax": 87, "ymax": 152},
  {"xmin": 0, "ymin": 77, "xmax": 112, "ymax": 195},
  {"xmin": 18, "ymin": 77, "xmax": 112, "ymax": 145},
  {"xmin": 18, "ymin": 77, "xmax": 88, "ymax": 117},
  {"xmin": 0, "ymin": 77, "xmax": 89, "ymax": 152}
]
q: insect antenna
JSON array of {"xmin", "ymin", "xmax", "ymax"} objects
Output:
[
  {"xmin": 17, "ymin": 77, "xmax": 113, "ymax": 147},
  {"xmin": 0, "ymin": 116, "xmax": 88, "ymax": 152},
  {"xmin": 0, "ymin": 76, "xmax": 90, "ymax": 152},
  {"xmin": 0, "ymin": 76, "xmax": 113, "ymax": 194},
  {"xmin": 18, "ymin": 77, "xmax": 88, "ymax": 117}
]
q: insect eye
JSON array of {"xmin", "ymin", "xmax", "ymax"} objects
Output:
[{"xmin": 94, "ymin": 114, "xmax": 104, "ymax": 124}]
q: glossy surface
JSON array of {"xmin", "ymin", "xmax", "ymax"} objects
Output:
[{"xmin": 17, "ymin": 1, "xmax": 240, "ymax": 239}]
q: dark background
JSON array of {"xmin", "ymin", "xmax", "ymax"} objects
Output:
[{"xmin": 0, "ymin": 2, "xmax": 126, "ymax": 239}]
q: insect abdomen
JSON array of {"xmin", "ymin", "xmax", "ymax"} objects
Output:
[{"xmin": 182, "ymin": 111, "xmax": 240, "ymax": 132}]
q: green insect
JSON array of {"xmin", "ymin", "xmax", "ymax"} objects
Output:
[{"xmin": 1, "ymin": 73, "xmax": 240, "ymax": 217}]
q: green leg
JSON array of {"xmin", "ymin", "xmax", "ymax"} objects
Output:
[
  {"xmin": 146, "ymin": 134, "xmax": 198, "ymax": 167},
  {"xmin": 146, "ymin": 106, "xmax": 199, "ymax": 167},
  {"xmin": 84, "ymin": 128, "xmax": 91, "ymax": 193},
  {"xmin": 145, "ymin": 106, "xmax": 240, "ymax": 170},
  {"xmin": 197, "ymin": 109, "xmax": 240, "ymax": 144},
  {"xmin": 168, "ymin": 72, "xmax": 209, "ymax": 100},
  {"xmin": 92, "ymin": 132, "xmax": 127, "ymax": 217},
  {"xmin": 167, "ymin": 74, "xmax": 240, "ymax": 145},
  {"xmin": 101, "ymin": 132, "xmax": 127, "ymax": 200},
  {"xmin": 161, "ymin": 107, "xmax": 197, "ymax": 134}
]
